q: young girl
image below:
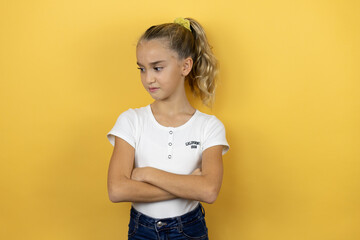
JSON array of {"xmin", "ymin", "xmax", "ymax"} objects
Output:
[{"xmin": 107, "ymin": 17, "xmax": 229, "ymax": 240}]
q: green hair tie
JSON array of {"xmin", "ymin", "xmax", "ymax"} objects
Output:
[{"xmin": 174, "ymin": 17, "xmax": 191, "ymax": 32}]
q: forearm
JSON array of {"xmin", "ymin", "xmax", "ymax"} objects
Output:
[
  {"xmin": 108, "ymin": 177, "xmax": 177, "ymax": 203},
  {"xmin": 139, "ymin": 168, "xmax": 221, "ymax": 204}
]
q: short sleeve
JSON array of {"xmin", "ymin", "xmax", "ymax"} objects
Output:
[
  {"xmin": 202, "ymin": 116, "xmax": 230, "ymax": 155},
  {"xmin": 106, "ymin": 109, "xmax": 137, "ymax": 148}
]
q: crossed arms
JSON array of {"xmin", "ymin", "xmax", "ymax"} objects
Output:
[{"xmin": 107, "ymin": 136, "xmax": 224, "ymax": 204}]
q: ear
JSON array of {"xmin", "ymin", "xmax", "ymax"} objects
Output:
[{"xmin": 181, "ymin": 57, "xmax": 193, "ymax": 77}]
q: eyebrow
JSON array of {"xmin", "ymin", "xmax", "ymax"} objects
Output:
[{"xmin": 136, "ymin": 60, "xmax": 166, "ymax": 66}]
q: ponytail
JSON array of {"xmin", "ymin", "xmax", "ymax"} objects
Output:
[{"xmin": 186, "ymin": 18, "xmax": 218, "ymax": 107}]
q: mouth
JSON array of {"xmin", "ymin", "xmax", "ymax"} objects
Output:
[{"xmin": 149, "ymin": 87, "xmax": 159, "ymax": 93}]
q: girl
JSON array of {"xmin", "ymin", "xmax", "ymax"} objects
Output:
[{"xmin": 107, "ymin": 17, "xmax": 229, "ymax": 240}]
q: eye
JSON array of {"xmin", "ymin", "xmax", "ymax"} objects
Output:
[
  {"xmin": 137, "ymin": 67, "xmax": 145, "ymax": 72},
  {"xmin": 154, "ymin": 67, "xmax": 163, "ymax": 71}
]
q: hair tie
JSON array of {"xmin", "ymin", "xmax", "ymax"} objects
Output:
[{"xmin": 174, "ymin": 17, "xmax": 191, "ymax": 32}]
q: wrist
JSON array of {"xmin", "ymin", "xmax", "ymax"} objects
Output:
[{"xmin": 143, "ymin": 167, "xmax": 153, "ymax": 183}]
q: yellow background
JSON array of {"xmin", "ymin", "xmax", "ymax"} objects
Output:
[{"xmin": 1, "ymin": 0, "xmax": 359, "ymax": 239}]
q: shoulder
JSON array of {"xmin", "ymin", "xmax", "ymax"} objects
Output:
[
  {"xmin": 195, "ymin": 111, "xmax": 226, "ymax": 129},
  {"xmin": 194, "ymin": 110, "xmax": 229, "ymax": 155},
  {"xmin": 116, "ymin": 105, "xmax": 149, "ymax": 121},
  {"xmin": 107, "ymin": 105, "xmax": 149, "ymax": 147}
]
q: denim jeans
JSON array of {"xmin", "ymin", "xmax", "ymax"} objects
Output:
[{"xmin": 128, "ymin": 203, "xmax": 209, "ymax": 240}]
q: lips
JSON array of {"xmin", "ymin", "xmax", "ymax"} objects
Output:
[{"xmin": 149, "ymin": 87, "xmax": 159, "ymax": 93}]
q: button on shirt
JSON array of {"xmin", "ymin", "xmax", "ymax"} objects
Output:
[{"xmin": 107, "ymin": 105, "xmax": 229, "ymax": 218}]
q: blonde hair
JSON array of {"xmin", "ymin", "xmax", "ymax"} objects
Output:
[{"xmin": 137, "ymin": 18, "xmax": 218, "ymax": 107}]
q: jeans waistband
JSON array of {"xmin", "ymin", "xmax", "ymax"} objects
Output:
[{"xmin": 130, "ymin": 203, "xmax": 205, "ymax": 231}]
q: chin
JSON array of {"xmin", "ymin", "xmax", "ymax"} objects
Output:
[
  {"xmin": 149, "ymin": 94, "xmax": 162, "ymax": 101},
  {"xmin": 149, "ymin": 93, "xmax": 169, "ymax": 101},
  {"xmin": 152, "ymin": 97, "xmax": 166, "ymax": 101}
]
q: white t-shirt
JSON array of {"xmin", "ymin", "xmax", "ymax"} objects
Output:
[{"xmin": 107, "ymin": 105, "xmax": 229, "ymax": 218}]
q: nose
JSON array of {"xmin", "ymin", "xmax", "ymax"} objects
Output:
[{"xmin": 145, "ymin": 72, "xmax": 155, "ymax": 84}]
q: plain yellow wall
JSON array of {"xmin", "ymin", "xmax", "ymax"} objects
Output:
[{"xmin": 1, "ymin": 0, "xmax": 359, "ymax": 239}]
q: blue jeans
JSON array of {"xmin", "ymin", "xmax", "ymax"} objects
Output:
[{"xmin": 128, "ymin": 203, "xmax": 209, "ymax": 240}]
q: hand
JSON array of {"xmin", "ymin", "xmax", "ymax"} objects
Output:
[{"xmin": 191, "ymin": 168, "xmax": 202, "ymax": 176}]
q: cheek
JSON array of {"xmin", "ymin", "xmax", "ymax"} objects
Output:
[
  {"xmin": 140, "ymin": 75, "xmax": 147, "ymax": 87},
  {"xmin": 163, "ymin": 69, "xmax": 182, "ymax": 83}
]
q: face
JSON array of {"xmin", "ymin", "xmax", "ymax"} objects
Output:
[{"xmin": 136, "ymin": 39, "xmax": 192, "ymax": 102}]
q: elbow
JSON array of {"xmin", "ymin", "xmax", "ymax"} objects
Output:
[
  {"xmin": 108, "ymin": 187, "xmax": 121, "ymax": 203},
  {"xmin": 201, "ymin": 187, "xmax": 219, "ymax": 204},
  {"xmin": 108, "ymin": 183, "xmax": 128, "ymax": 203},
  {"xmin": 108, "ymin": 190, "xmax": 121, "ymax": 203}
]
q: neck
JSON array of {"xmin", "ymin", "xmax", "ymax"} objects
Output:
[{"xmin": 151, "ymin": 92, "xmax": 195, "ymax": 116}]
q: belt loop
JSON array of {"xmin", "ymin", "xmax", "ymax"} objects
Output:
[
  {"xmin": 200, "ymin": 203, "xmax": 205, "ymax": 217},
  {"xmin": 135, "ymin": 211, "xmax": 141, "ymax": 229},
  {"xmin": 176, "ymin": 216, "xmax": 183, "ymax": 233}
]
